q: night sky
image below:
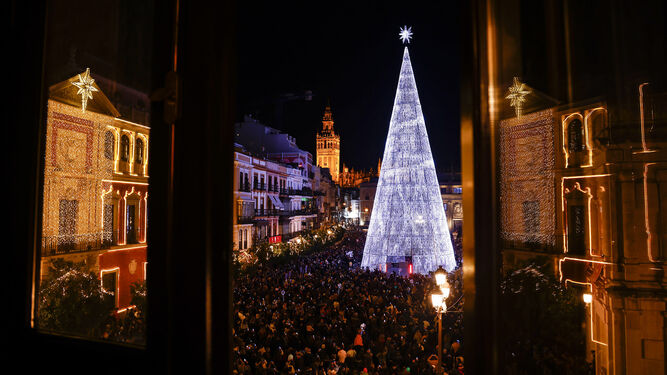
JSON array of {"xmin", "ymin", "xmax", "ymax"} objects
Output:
[{"xmin": 236, "ymin": 2, "xmax": 461, "ymax": 171}]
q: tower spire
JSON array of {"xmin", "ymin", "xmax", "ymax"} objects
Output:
[{"xmin": 316, "ymin": 103, "xmax": 340, "ymax": 183}]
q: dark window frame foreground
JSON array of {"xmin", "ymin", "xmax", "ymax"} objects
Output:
[{"xmin": 10, "ymin": 1, "xmax": 236, "ymax": 373}]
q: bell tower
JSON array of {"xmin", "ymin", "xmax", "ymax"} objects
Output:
[{"xmin": 316, "ymin": 104, "xmax": 341, "ymax": 183}]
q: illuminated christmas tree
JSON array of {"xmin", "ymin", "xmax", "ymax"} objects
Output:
[{"xmin": 361, "ymin": 27, "xmax": 456, "ymax": 274}]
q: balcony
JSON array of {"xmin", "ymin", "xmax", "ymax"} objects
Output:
[
  {"xmin": 278, "ymin": 208, "xmax": 318, "ymax": 217},
  {"xmin": 237, "ymin": 215, "xmax": 254, "ymax": 224},
  {"xmin": 278, "ymin": 187, "xmax": 314, "ymax": 196},
  {"xmin": 238, "ymin": 182, "xmax": 251, "ymax": 192},
  {"xmin": 254, "ymin": 208, "xmax": 280, "ymax": 216},
  {"xmin": 253, "ymin": 182, "xmax": 266, "ymax": 191},
  {"xmin": 41, "ymin": 229, "xmax": 145, "ymax": 257}
]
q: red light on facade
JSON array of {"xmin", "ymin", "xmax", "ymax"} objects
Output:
[{"xmin": 408, "ymin": 263, "xmax": 413, "ymax": 274}]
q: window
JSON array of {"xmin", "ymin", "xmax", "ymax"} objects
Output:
[
  {"xmin": 522, "ymin": 200, "xmax": 540, "ymax": 243},
  {"xmin": 568, "ymin": 119, "xmax": 584, "ymax": 152},
  {"xmin": 238, "ymin": 229, "xmax": 243, "ymax": 249},
  {"xmin": 120, "ymin": 134, "xmax": 130, "ymax": 161},
  {"xmin": 135, "ymin": 137, "xmax": 144, "ymax": 164},
  {"xmin": 33, "ymin": 12, "xmax": 152, "ymax": 344},
  {"xmin": 126, "ymin": 204, "xmax": 137, "ymax": 244},
  {"xmin": 58, "ymin": 199, "xmax": 78, "ymax": 251},
  {"xmin": 103, "ymin": 203, "xmax": 114, "ymax": 246},
  {"xmin": 104, "ymin": 131, "xmax": 115, "ymax": 160},
  {"xmin": 101, "ymin": 268, "xmax": 119, "ymax": 307},
  {"xmin": 568, "ymin": 205, "xmax": 586, "ymax": 255},
  {"xmin": 17, "ymin": 1, "xmax": 666, "ymax": 374}
]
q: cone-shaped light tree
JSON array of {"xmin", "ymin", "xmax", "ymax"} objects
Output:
[{"xmin": 361, "ymin": 27, "xmax": 456, "ymax": 274}]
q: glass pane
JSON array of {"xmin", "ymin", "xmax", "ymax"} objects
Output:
[
  {"xmin": 36, "ymin": 1, "xmax": 153, "ymax": 345},
  {"xmin": 233, "ymin": 4, "xmax": 463, "ymax": 373},
  {"xmin": 490, "ymin": 1, "xmax": 666, "ymax": 373}
]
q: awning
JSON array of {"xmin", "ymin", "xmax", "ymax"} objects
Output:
[{"xmin": 268, "ymin": 194, "xmax": 284, "ymax": 210}]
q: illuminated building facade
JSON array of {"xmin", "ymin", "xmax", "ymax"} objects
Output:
[
  {"xmin": 41, "ymin": 72, "xmax": 149, "ymax": 310},
  {"xmin": 500, "ymin": 100, "xmax": 667, "ymax": 374},
  {"xmin": 340, "ymin": 187, "xmax": 361, "ymax": 225},
  {"xmin": 438, "ymin": 170, "xmax": 463, "ymax": 235},
  {"xmin": 359, "ymin": 178, "xmax": 378, "ymax": 226},
  {"xmin": 316, "ymin": 105, "xmax": 340, "ymax": 184},
  {"xmin": 339, "ymin": 162, "xmax": 379, "ymax": 188},
  {"xmin": 312, "ymin": 166, "xmax": 338, "ymax": 223},
  {"xmin": 233, "ymin": 118, "xmax": 322, "ymax": 251}
]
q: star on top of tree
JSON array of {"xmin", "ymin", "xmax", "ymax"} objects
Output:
[
  {"xmin": 71, "ymin": 68, "xmax": 99, "ymax": 113},
  {"xmin": 506, "ymin": 77, "xmax": 531, "ymax": 118},
  {"xmin": 399, "ymin": 26, "xmax": 413, "ymax": 44}
]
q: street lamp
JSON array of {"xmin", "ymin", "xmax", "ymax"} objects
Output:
[
  {"xmin": 434, "ymin": 266, "xmax": 446, "ymax": 286},
  {"xmin": 434, "ymin": 266, "xmax": 450, "ymax": 299},
  {"xmin": 431, "ymin": 293, "xmax": 445, "ymax": 310},
  {"xmin": 431, "ymin": 292, "xmax": 447, "ymax": 374},
  {"xmin": 583, "ymin": 292, "xmax": 593, "ymax": 304}
]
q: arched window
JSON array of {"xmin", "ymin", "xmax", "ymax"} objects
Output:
[
  {"xmin": 135, "ymin": 138, "xmax": 144, "ymax": 164},
  {"xmin": 104, "ymin": 131, "xmax": 115, "ymax": 160},
  {"xmin": 238, "ymin": 229, "xmax": 242, "ymax": 249},
  {"xmin": 568, "ymin": 119, "xmax": 584, "ymax": 152},
  {"xmin": 120, "ymin": 134, "xmax": 130, "ymax": 161}
]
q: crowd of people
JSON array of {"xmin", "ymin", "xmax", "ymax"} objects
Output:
[{"xmin": 233, "ymin": 227, "xmax": 464, "ymax": 374}]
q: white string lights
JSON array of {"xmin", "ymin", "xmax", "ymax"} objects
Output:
[
  {"xmin": 42, "ymin": 100, "xmax": 117, "ymax": 257},
  {"xmin": 361, "ymin": 46, "xmax": 456, "ymax": 274},
  {"xmin": 499, "ymin": 109, "xmax": 556, "ymax": 247}
]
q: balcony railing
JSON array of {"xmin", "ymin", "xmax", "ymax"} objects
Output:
[
  {"xmin": 239, "ymin": 182, "xmax": 251, "ymax": 192},
  {"xmin": 278, "ymin": 187, "xmax": 314, "ymax": 196},
  {"xmin": 42, "ymin": 229, "xmax": 146, "ymax": 256},
  {"xmin": 237, "ymin": 215, "xmax": 254, "ymax": 224},
  {"xmin": 253, "ymin": 182, "xmax": 266, "ymax": 191},
  {"xmin": 278, "ymin": 208, "xmax": 318, "ymax": 217},
  {"xmin": 249, "ymin": 208, "xmax": 319, "ymax": 218},
  {"xmin": 254, "ymin": 208, "xmax": 280, "ymax": 216}
]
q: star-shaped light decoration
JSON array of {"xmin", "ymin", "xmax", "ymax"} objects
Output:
[
  {"xmin": 506, "ymin": 77, "xmax": 531, "ymax": 118},
  {"xmin": 71, "ymin": 68, "xmax": 98, "ymax": 113},
  {"xmin": 399, "ymin": 26, "xmax": 413, "ymax": 44}
]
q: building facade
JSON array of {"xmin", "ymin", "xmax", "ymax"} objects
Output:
[
  {"xmin": 339, "ymin": 163, "xmax": 379, "ymax": 188},
  {"xmin": 233, "ymin": 117, "xmax": 324, "ymax": 252},
  {"xmin": 439, "ymin": 171, "xmax": 463, "ymax": 236},
  {"xmin": 500, "ymin": 101, "xmax": 667, "ymax": 374},
  {"xmin": 359, "ymin": 178, "xmax": 378, "ymax": 226},
  {"xmin": 316, "ymin": 105, "xmax": 340, "ymax": 184},
  {"xmin": 41, "ymin": 72, "xmax": 149, "ymax": 310}
]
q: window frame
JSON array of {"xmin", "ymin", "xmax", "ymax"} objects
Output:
[
  {"xmin": 12, "ymin": 1, "xmax": 236, "ymax": 373},
  {"xmin": 120, "ymin": 134, "xmax": 131, "ymax": 162}
]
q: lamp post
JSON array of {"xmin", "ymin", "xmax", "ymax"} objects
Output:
[
  {"xmin": 431, "ymin": 266, "xmax": 450, "ymax": 374},
  {"xmin": 431, "ymin": 293, "xmax": 446, "ymax": 374}
]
